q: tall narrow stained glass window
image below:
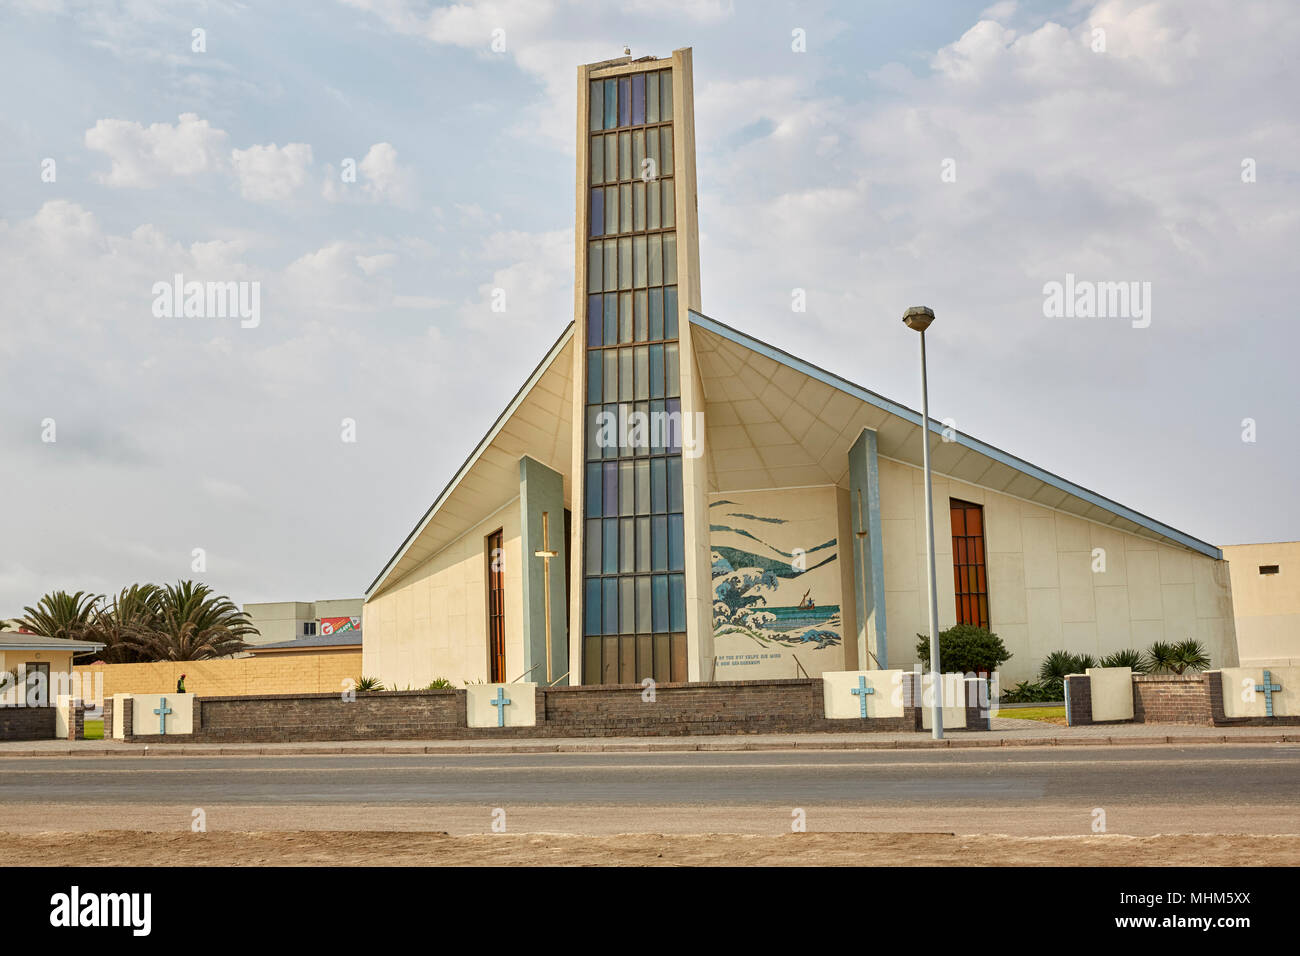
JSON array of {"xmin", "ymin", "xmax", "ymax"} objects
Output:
[
  {"xmin": 950, "ymin": 499, "xmax": 990, "ymax": 629},
  {"xmin": 583, "ymin": 67, "xmax": 686, "ymax": 684}
]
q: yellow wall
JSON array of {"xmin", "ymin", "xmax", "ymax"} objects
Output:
[
  {"xmin": 0, "ymin": 648, "xmax": 76, "ymax": 676},
  {"xmin": 877, "ymin": 457, "xmax": 1237, "ymax": 684},
  {"xmin": 1222, "ymin": 542, "xmax": 1300, "ymax": 666},
  {"xmin": 73, "ymin": 651, "xmax": 362, "ymax": 703},
  {"xmin": 362, "ymin": 500, "xmax": 523, "ymax": 688}
]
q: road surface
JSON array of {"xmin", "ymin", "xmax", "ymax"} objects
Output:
[{"xmin": 2, "ymin": 744, "xmax": 1296, "ymax": 837}]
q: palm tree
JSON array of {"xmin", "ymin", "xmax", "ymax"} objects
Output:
[
  {"xmin": 20, "ymin": 590, "xmax": 103, "ymax": 641},
  {"xmin": 122, "ymin": 581, "xmax": 257, "ymax": 661},
  {"xmin": 92, "ymin": 584, "xmax": 163, "ymax": 663}
]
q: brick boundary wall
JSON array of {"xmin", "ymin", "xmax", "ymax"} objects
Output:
[
  {"xmin": 1064, "ymin": 675, "xmax": 1093, "ymax": 726},
  {"xmin": 1069, "ymin": 671, "xmax": 1300, "ymax": 727},
  {"xmin": 0, "ymin": 706, "xmax": 56, "ymax": 741},
  {"xmin": 1132, "ymin": 674, "xmax": 1210, "ymax": 725},
  {"xmin": 68, "ymin": 699, "xmax": 85, "ymax": 741},
  {"xmin": 903, "ymin": 675, "xmax": 991, "ymax": 732},
  {"xmin": 125, "ymin": 679, "xmax": 920, "ymax": 743},
  {"xmin": 1208, "ymin": 670, "xmax": 1300, "ymax": 727},
  {"xmin": 966, "ymin": 677, "xmax": 992, "ymax": 731},
  {"xmin": 103, "ymin": 701, "xmax": 113, "ymax": 739}
]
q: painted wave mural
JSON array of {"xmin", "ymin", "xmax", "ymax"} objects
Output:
[{"xmin": 710, "ymin": 499, "xmax": 841, "ymax": 651}]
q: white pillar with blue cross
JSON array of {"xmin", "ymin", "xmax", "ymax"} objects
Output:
[{"xmin": 466, "ymin": 682, "xmax": 539, "ymax": 728}]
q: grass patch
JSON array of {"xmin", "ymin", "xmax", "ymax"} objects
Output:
[
  {"xmin": 998, "ymin": 706, "xmax": 1067, "ymax": 724},
  {"xmin": 83, "ymin": 718, "xmax": 104, "ymax": 740}
]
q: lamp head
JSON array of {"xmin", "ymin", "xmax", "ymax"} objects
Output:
[{"xmin": 902, "ymin": 306, "xmax": 935, "ymax": 333}]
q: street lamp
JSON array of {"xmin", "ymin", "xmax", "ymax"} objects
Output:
[{"xmin": 902, "ymin": 306, "xmax": 943, "ymax": 740}]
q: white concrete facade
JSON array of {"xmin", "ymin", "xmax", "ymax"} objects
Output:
[{"xmin": 360, "ymin": 48, "xmax": 1237, "ymax": 692}]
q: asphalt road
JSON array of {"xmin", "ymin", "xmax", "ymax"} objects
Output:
[{"xmin": 2, "ymin": 745, "xmax": 1297, "ymax": 836}]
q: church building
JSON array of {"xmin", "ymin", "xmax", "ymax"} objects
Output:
[{"xmin": 361, "ymin": 48, "xmax": 1237, "ymax": 689}]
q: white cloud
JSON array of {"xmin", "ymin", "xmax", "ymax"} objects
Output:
[
  {"xmin": 322, "ymin": 142, "xmax": 417, "ymax": 206},
  {"xmin": 84, "ymin": 113, "xmax": 229, "ymax": 187},
  {"xmin": 338, "ymin": 0, "xmax": 734, "ymax": 151},
  {"xmin": 356, "ymin": 252, "xmax": 397, "ymax": 275},
  {"xmin": 358, "ymin": 142, "xmax": 415, "ymax": 204},
  {"xmin": 231, "ymin": 142, "xmax": 314, "ymax": 201},
  {"xmin": 980, "ymin": 1, "xmax": 1018, "ymax": 21}
]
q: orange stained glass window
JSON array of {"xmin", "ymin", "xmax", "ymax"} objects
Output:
[{"xmin": 950, "ymin": 499, "xmax": 989, "ymax": 628}]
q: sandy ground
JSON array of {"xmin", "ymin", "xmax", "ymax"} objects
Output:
[
  {"xmin": 6, "ymin": 801, "xmax": 1299, "ymax": 838},
  {"xmin": 14, "ymin": 829, "xmax": 1300, "ymax": 866}
]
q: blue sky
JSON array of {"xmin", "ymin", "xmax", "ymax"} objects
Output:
[{"xmin": 1, "ymin": 0, "xmax": 1297, "ymax": 613}]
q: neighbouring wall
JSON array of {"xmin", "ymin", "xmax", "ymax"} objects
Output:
[
  {"xmin": 0, "ymin": 705, "xmax": 55, "ymax": 740},
  {"xmin": 73, "ymin": 652, "xmax": 362, "ymax": 703},
  {"xmin": 1223, "ymin": 542, "xmax": 1300, "ymax": 666}
]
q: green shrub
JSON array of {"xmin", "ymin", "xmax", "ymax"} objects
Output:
[
  {"xmin": 1144, "ymin": 639, "xmax": 1210, "ymax": 674},
  {"xmin": 425, "ymin": 677, "xmax": 454, "ymax": 689},
  {"xmin": 354, "ymin": 675, "xmax": 384, "ymax": 692},
  {"xmin": 1173, "ymin": 639, "xmax": 1211, "ymax": 673},
  {"xmin": 914, "ymin": 624, "xmax": 1012, "ymax": 675},
  {"xmin": 1001, "ymin": 680, "xmax": 1063, "ymax": 703},
  {"xmin": 1099, "ymin": 648, "xmax": 1147, "ymax": 672},
  {"xmin": 1038, "ymin": 650, "xmax": 1096, "ymax": 682}
]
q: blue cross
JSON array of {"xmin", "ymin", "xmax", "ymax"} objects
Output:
[
  {"xmin": 489, "ymin": 686, "xmax": 512, "ymax": 727},
  {"xmin": 154, "ymin": 697, "xmax": 172, "ymax": 735},
  {"xmin": 1256, "ymin": 670, "xmax": 1282, "ymax": 717},
  {"xmin": 851, "ymin": 675, "xmax": 875, "ymax": 718}
]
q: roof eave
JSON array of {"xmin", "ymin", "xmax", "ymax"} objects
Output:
[{"xmin": 689, "ymin": 309, "xmax": 1222, "ymax": 561}]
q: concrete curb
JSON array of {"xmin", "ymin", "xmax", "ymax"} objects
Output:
[{"xmin": 2, "ymin": 733, "xmax": 1299, "ymax": 757}]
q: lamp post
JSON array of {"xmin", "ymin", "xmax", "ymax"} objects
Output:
[
  {"xmin": 533, "ymin": 511, "xmax": 558, "ymax": 683},
  {"xmin": 902, "ymin": 306, "xmax": 943, "ymax": 740}
]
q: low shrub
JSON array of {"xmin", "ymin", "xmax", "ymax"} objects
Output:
[
  {"xmin": 914, "ymin": 624, "xmax": 1012, "ymax": 675},
  {"xmin": 1038, "ymin": 650, "xmax": 1097, "ymax": 683},
  {"xmin": 1145, "ymin": 639, "xmax": 1210, "ymax": 674},
  {"xmin": 1099, "ymin": 648, "xmax": 1147, "ymax": 672},
  {"xmin": 1001, "ymin": 679, "xmax": 1063, "ymax": 703}
]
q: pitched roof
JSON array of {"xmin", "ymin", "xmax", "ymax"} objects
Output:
[
  {"xmin": 0, "ymin": 633, "xmax": 105, "ymax": 652},
  {"xmin": 690, "ymin": 309, "xmax": 1220, "ymax": 560},
  {"xmin": 250, "ymin": 631, "xmax": 363, "ymax": 651}
]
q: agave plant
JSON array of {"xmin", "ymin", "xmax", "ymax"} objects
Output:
[
  {"xmin": 1038, "ymin": 650, "xmax": 1093, "ymax": 682},
  {"xmin": 122, "ymin": 581, "xmax": 256, "ymax": 660},
  {"xmin": 1099, "ymin": 648, "xmax": 1148, "ymax": 673},
  {"xmin": 355, "ymin": 675, "xmax": 384, "ymax": 691},
  {"xmin": 20, "ymin": 590, "xmax": 103, "ymax": 641},
  {"xmin": 1144, "ymin": 640, "xmax": 1180, "ymax": 674},
  {"xmin": 1171, "ymin": 639, "xmax": 1210, "ymax": 674}
]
